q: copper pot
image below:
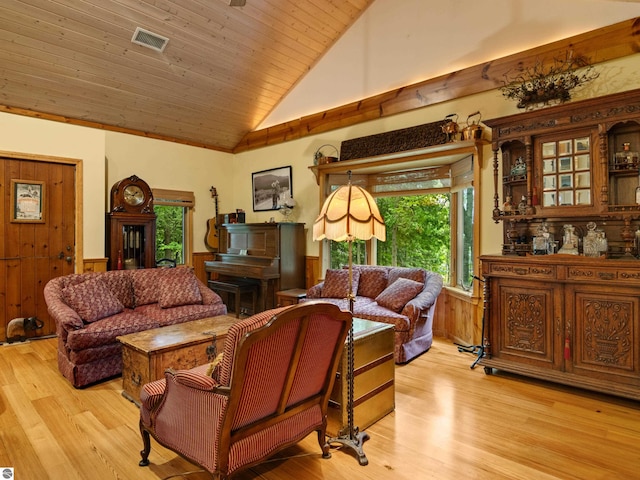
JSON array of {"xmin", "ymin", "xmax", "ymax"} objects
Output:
[
  {"xmin": 462, "ymin": 111, "xmax": 483, "ymax": 140},
  {"xmin": 441, "ymin": 113, "xmax": 459, "ymax": 135}
]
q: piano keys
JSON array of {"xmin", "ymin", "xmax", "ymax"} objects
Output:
[{"xmin": 205, "ymin": 222, "xmax": 305, "ymax": 312}]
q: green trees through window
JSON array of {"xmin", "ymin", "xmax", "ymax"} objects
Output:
[
  {"xmin": 377, "ymin": 195, "xmax": 450, "ymax": 279},
  {"xmin": 155, "ymin": 205, "xmax": 184, "ymax": 264},
  {"xmin": 329, "ymin": 194, "xmax": 451, "ymax": 283}
]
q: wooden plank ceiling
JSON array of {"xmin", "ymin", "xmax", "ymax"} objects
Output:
[{"xmin": 0, "ymin": 0, "xmax": 373, "ymax": 152}]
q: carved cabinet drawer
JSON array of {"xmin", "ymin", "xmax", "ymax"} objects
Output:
[
  {"xmin": 567, "ymin": 266, "xmax": 640, "ymax": 285},
  {"xmin": 484, "ymin": 261, "xmax": 556, "ymax": 279},
  {"xmin": 616, "ymin": 269, "xmax": 640, "ymax": 285}
]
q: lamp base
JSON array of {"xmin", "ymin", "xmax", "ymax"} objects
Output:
[{"xmin": 326, "ymin": 429, "xmax": 370, "ymax": 466}]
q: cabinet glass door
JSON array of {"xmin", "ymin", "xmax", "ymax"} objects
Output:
[
  {"xmin": 122, "ymin": 225, "xmax": 147, "ymax": 269},
  {"xmin": 540, "ymin": 136, "xmax": 591, "ymax": 207}
]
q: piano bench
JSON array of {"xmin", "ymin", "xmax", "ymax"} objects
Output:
[{"xmin": 207, "ymin": 279, "xmax": 259, "ymax": 318}]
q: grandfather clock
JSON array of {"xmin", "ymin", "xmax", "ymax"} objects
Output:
[{"xmin": 106, "ymin": 175, "xmax": 156, "ymax": 270}]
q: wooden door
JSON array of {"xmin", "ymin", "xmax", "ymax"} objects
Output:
[{"xmin": 1, "ymin": 156, "xmax": 76, "ymax": 341}]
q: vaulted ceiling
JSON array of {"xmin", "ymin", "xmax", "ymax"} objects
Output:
[
  {"xmin": 0, "ymin": 0, "xmax": 373, "ymax": 152},
  {"xmin": 0, "ymin": 1, "xmax": 638, "ymax": 153}
]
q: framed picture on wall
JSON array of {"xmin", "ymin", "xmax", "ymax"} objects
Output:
[
  {"xmin": 252, "ymin": 166, "xmax": 292, "ymax": 212},
  {"xmin": 11, "ymin": 179, "xmax": 45, "ymax": 223}
]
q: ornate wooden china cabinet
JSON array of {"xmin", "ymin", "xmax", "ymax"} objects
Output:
[
  {"xmin": 106, "ymin": 175, "xmax": 156, "ymax": 270},
  {"xmin": 480, "ymin": 89, "xmax": 640, "ymax": 400}
]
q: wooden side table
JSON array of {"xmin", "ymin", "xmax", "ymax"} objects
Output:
[
  {"xmin": 327, "ymin": 318, "xmax": 395, "ymax": 437},
  {"xmin": 276, "ymin": 288, "xmax": 307, "ymax": 306}
]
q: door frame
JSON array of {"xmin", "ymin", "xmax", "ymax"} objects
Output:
[{"xmin": 1, "ymin": 149, "xmax": 83, "ymax": 272}]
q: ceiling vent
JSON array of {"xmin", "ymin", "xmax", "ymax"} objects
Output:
[{"xmin": 131, "ymin": 27, "xmax": 169, "ymax": 53}]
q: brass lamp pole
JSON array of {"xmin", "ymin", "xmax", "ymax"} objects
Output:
[{"xmin": 313, "ymin": 171, "xmax": 386, "ymax": 466}]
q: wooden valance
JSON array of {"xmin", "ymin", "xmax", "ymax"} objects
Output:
[{"xmin": 339, "ymin": 120, "xmax": 448, "ymax": 161}]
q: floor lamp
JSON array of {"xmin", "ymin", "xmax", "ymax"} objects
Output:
[{"xmin": 313, "ymin": 171, "xmax": 386, "ymax": 466}]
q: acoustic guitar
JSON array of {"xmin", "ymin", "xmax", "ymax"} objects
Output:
[{"xmin": 205, "ymin": 186, "xmax": 219, "ymax": 250}]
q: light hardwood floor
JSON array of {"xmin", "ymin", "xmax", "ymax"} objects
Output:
[{"xmin": 1, "ymin": 336, "xmax": 639, "ymax": 480}]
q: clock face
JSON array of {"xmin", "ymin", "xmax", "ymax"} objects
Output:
[
  {"xmin": 110, "ymin": 175, "xmax": 152, "ymax": 213},
  {"xmin": 123, "ymin": 185, "xmax": 145, "ymax": 206}
]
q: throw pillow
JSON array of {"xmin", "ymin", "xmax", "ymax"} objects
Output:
[
  {"xmin": 205, "ymin": 352, "xmax": 225, "ymax": 378},
  {"xmin": 131, "ymin": 269, "xmax": 161, "ymax": 306},
  {"xmin": 322, "ymin": 269, "xmax": 360, "ymax": 298},
  {"xmin": 158, "ymin": 269, "xmax": 203, "ymax": 308},
  {"xmin": 375, "ymin": 277, "xmax": 424, "ymax": 313},
  {"xmin": 102, "ymin": 271, "xmax": 135, "ymax": 308},
  {"xmin": 63, "ymin": 278, "xmax": 124, "ymax": 323},
  {"xmin": 357, "ymin": 267, "xmax": 388, "ymax": 298}
]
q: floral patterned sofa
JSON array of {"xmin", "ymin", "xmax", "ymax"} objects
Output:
[
  {"xmin": 304, "ymin": 265, "xmax": 443, "ymax": 364},
  {"xmin": 44, "ymin": 266, "xmax": 227, "ymax": 388}
]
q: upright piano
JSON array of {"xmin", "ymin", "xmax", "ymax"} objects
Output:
[{"xmin": 204, "ymin": 222, "xmax": 306, "ymax": 312}]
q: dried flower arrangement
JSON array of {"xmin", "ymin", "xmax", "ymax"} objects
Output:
[{"xmin": 500, "ymin": 51, "xmax": 599, "ymax": 110}]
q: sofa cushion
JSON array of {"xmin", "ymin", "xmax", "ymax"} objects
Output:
[
  {"xmin": 135, "ymin": 302, "xmax": 228, "ymax": 327},
  {"xmin": 387, "ymin": 267, "xmax": 426, "ymax": 286},
  {"xmin": 356, "ymin": 267, "xmax": 389, "ymax": 298},
  {"xmin": 158, "ymin": 269, "xmax": 203, "ymax": 308},
  {"xmin": 62, "ymin": 277, "xmax": 124, "ymax": 323},
  {"xmin": 322, "ymin": 269, "xmax": 360, "ymax": 298},
  {"xmin": 353, "ymin": 299, "xmax": 411, "ymax": 331},
  {"xmin": 66, "ymin": 311, "xmax": 159, "ymax": 350},
  {"xmin": 375, "ymin": 277, "xmax": 424, "ymax": 313},
  {"xmin": 301, "ymin": 296, "xmax": 411, "ymax": 331}
]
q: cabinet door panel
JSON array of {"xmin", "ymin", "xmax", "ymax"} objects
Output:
[
  {"xmin": 568, "ymin": 286, "xmax": 640, "ymax": 386},
  {"xmin": 491, "ymin": 279, "xmax": 561, "ymax": 369}
]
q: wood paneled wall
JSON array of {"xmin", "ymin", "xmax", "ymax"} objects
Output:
[
  {"xmin": 82, "ymin": 258, "xmax": 108, "ymax": 273},
  {"xmin": 192, "ymin": 251, "xmax": 217, "ymax": 285}
]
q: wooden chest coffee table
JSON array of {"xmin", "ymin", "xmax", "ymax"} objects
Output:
[
  {"xmin": 117, "ymin": 315, "xmax": 238, "ymax": 405},
  {"xmin": 327, "ymin": 318, "xmax": 395, "ymax": 437}
]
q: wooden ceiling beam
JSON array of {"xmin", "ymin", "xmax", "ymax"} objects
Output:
[{"xmin": 234, "ymin": 17, "xmax": 640, "ymax": 154}]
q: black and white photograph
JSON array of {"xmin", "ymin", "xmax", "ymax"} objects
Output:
[{"xmin": 252, "ymin": 166, "xmax": 292, "ymax": 212}]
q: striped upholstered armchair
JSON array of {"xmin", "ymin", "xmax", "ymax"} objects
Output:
[{"xmin": 138, "ymin": 301, "xmax": 352, "ymax": 479}]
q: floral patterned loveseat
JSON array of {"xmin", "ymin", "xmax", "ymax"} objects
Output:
[
  {"xmin": 304, "ymin": 265, "xmax": 443, "ymax": 364},
  {"xmin": 44, "ymin": 266, "xmax": 227, "ymax": 387}
]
